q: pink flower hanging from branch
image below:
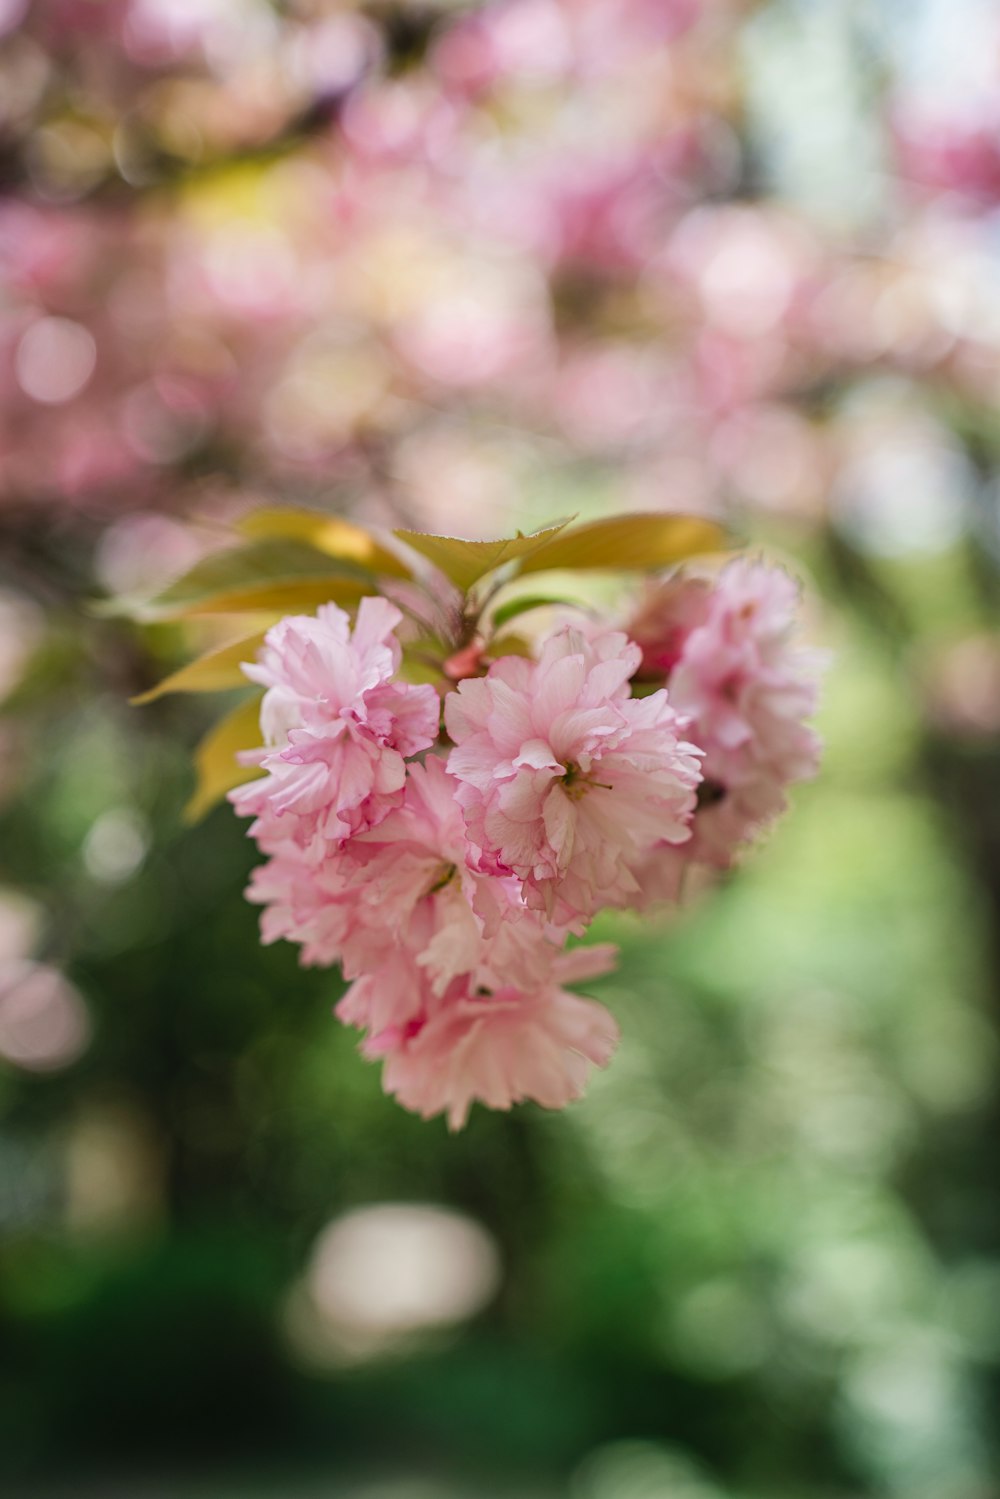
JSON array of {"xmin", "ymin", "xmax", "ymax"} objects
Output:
[{"xmin": 123, "ymin": 507, "xmax": 825, "ymax": 1129}]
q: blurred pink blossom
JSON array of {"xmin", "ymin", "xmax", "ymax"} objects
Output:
[{"xmin": 630, "ymin": 558, "xmax": 824, "ymax": 880}]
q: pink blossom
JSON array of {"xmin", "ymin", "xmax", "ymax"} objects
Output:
[
  {"xmin": 241, "ymin": 745, "xmax": 622, "ymax": 1129},
  {"xmin": 230, "ymin": 597, "xmax": 440, "ymax": 843},
  {"xmin": 631, "ymin": 558, "xmax": 824, "ymax": 882},
  {"xmin": 445, "ymin": 628, "xmax": 702, "ymax": 924},
  {"xmin": 245, "ymin": 756, "xmax": 531, "ymax": 1008},
  {"xmin": 626, "ymin": 574, "xmax": 712, "ymax": 680},
  {"xmin": 369, "ymin": 944, "xmax": 620, "ymax": 1130}
]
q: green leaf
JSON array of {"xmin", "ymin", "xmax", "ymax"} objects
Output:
[
  {"xmin": 517, "ymin": 512, "xmax": 727, "ymax": 575},
  {"xmin": 393, "ymin": 520, "xmax": 573, "ymax": 593},
  {"xmin": 489, "ymin": 593, "xmax": 580, "ymax": 631},
  {"xmin": 239, "ymin": 508, "xmax": 412, "ymax": 578},
  {"xmin": 120, "ymin": 539, "xmax": 374, "ymax": 620},
  {"xmin": 184, "ymin": 693, "xmax": 265, "ymax": 824},
  {"xmin": 131, "ymin": 630, "xmax": 267, "ymax": 705}
]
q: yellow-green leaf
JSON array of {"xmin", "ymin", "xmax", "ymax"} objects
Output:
[
  {"xmin": 489, "ymin": 593, "xmax": 579, "ymax": 631},
  {"xmin": 126, "ymin": 539, "xmax": 374, "ymax": 620},
  {"xmin": 393, "ymin": 520, "xmax": 573, "ymax": 593},
  {"xmin": 483, "ymin": 633, "xmax": 533, "ymax": 660},
  {"xmin": 163, "ymin": 577, "xmax": 370, "ymax": 617},
  {"xmin": 184, "ymin": 692, "xmax": 265, "ymax": 824},
  {"xmin": 517, "ymin": 512, "xmax": 727, "ymax": 576},
  {"xmin": 131, "ymin": 630, "xmax": 267, "ymax": 705},
  {"xmin": 239, "ymin": 508, "xmax": 412, "ymax": 578}
]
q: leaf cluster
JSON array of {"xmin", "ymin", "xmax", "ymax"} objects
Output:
[{"xmin": 119, "ymin": 507, "xmax": 727, "ymax": 820}]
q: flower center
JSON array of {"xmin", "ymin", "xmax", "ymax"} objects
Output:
[
  {"xmin": 426, "ymin": 862, "xmax": 457, "ymax": 895},
  {"xmin": 696, "ymin": 778, "xmax": 727, "ymax": 809},
  {"xmin": 561, "ymin": 762, "xmax": 612, "ymax": 800}
]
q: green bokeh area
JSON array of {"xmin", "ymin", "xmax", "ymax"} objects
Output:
[{"xmin": 1, "ymin": 519, "xmax": 998, "ymax": 1499}]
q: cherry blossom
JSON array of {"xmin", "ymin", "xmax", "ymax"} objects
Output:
[
  {"xmin": 369, "ymin": 944, "xmax": 620, "ymax": 1131},
  {"xmin": 628, "ymin": 559, "xmax": 824, "ymax": 884},
  {"xmin": 231, "ymin": 597, "xmax": 439, "ymax": 842},
  {"xmin": 223, "ymin": 545, "xmax": 822, "ymax": 1126},
  {"xmin": 445, "ymin": 627, "xmax": 703, "ymax": 924}
]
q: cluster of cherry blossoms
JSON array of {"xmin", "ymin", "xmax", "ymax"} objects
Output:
[{"xmin": 226, "ymin": 553, "xmax": 824, "ymax": 1129}]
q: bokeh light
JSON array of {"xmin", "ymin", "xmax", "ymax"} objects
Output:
[
  {"xmin": 288, "ymin": 1202, "xmax": 502, "ymax": 1365},
  {"xmin": 0, "ymin": 961, "xmax": 90, "ymax": 1073}
]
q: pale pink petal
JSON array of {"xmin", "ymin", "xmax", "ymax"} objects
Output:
[{"xmin": 445, "ymin": 625, "xmax": 701, "ymax": 922}]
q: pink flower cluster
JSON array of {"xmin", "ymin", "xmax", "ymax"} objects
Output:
[
  {"xmin": 628, "ymin": 557, "xmax": 825, "ymax": 896},
  {"xmin": 232, "ymin": 559, "xmax": 822, "ymax": 1127}
]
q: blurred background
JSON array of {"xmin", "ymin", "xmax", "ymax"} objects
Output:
[{"xmin": 2, "ymin": 0, "xmax": 1000, "ymax": 1494}]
